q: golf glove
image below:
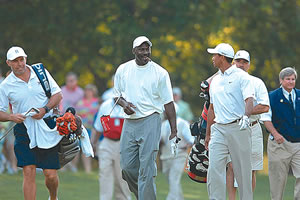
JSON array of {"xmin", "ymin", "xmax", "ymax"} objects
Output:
[
  {"xmin": 170, "ymin": 137, "xmax": 179, "ymax": 157},
  {"xmin": 239, "ymin": 115, "xmax": 250, "ymax": 130}
]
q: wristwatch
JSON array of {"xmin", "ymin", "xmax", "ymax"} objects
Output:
[{"xmin": 43, "ymin": 106, "xmax": 50, "ymax": 113}]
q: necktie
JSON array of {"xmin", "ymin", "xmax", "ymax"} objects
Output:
[{"xmin": 289, "ymin": 93, "xmax": 293, "ymax": 105}]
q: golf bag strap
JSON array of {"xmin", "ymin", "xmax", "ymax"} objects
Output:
[{"xmin": 31, "ymin": 63, "xmax": 51, "ymax": 99}]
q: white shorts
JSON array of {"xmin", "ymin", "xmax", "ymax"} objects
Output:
[{"xmin": 250, "ymin": 122, "xmax": 263, "ymax": 170}]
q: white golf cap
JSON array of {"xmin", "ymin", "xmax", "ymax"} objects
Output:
[
  {"xmin": 234, "ymin": 50, "xmax": 250, "ymax": 62},
  {"xmin": 172, "ymin": 87, "xmax": 182, "ymax": 97},
  {"xmin": 133, "ymin": 36, "xmax": 152, "ymax": 49},
  {"xmin": 207, "ymin": 43, "xmax": 234, "ymax": 58},
  {"xmin": 7, "ymin": 46, "xmax": 27, "ymax": 60}
]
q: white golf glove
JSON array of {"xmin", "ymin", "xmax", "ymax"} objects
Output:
[
  {"xmin": 239, "ymin": 115, "xmax": 250, "ymax": 130},
  {"xmin": 170, "ymin": 137, "xmax": 181, "ymax": 157}
]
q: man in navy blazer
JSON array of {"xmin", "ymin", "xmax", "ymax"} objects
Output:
[{"xmin": 261, "ymin": 67, "xmax": 300, "ymax": 200}]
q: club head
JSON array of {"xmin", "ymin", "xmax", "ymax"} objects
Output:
[
  {"xmin": 175, "ymin": 137, "xmax": 182, "ymax": 144},
  {"xmin": 24, "ymin": 107, "xmax": 40, "ymax": 117},
  {"xmin": 31, "ymin": 108, "xmax": 40, "ymax": 114},
  {"xmin": 66, "ymin": 107, "xmax": 76, "ymax": 115}
]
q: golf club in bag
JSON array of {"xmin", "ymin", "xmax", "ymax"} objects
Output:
[{"xmin": 55, "ymin": 107, "xmax": 82, "ymax": 168}]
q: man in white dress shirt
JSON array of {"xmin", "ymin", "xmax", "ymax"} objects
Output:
[
  {"xmin": 226, "ymin": 50, "xmax": 270, "ymax": 200},
  {"xmin": 204, "ymin": 43, "xmax": 255, "ymax": 200},
  {"xmin": 113, "ymin": 36, "xmax": 177, "ymax": 200},
  {"xmin": 0, "ymin": 46, "xmax": 62, "ymax": 200}
]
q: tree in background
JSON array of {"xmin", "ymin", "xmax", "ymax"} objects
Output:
[{"xmin": 0, "ymin": 0, "xmax": 299, "ymax": 117}]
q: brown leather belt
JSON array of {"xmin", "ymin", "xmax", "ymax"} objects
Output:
[
  {"xmin": 249, "ymin": 120, "xmax": 258, "ymax": 127},
  {"xmin": 226, "ymin": 119, "xmax": 239, "ymax": 124}
]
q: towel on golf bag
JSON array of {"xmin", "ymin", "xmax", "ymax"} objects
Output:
[
  {"xmin": 56, "ymin": 111, "xmax": 94, "ymax": 167},
  {"xmin": 23, "ymin": 114, "xmax": 93, "ymax": 168},
  {"xmin": 81, "ymin": 126, "xmax": 94, "ymax": 157},
  {"xmin": 23, "ymin": 116, "xmax": 63, "ymax": 149}
]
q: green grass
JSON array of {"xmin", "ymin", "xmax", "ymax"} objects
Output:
[{"xmin": 0, "ymin": 170, "xmax": 296, "ymax": 199}]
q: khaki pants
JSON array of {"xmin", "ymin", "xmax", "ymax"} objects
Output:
[
  {"xmin": 207, "ymin": 122, "xmax": 253, "ymax": 200},
  {"xmin": 267, "ymin": 136, "xmax": 300, "ymax": 200},
  {"xmin": 98, "ymin": 138, "xmax": 131, "ymax": 200}
]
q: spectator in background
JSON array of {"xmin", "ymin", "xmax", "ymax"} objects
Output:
[
  {"xmin": 0, "ymin": 69, "xmax": 4, "ymax": 83},
  {"xmin": 60, "ymin": 72, "xmax": 84, "ymax": 172},
  {"xmin": 160, "ymin": 104, "xmax": 194, "ymax": 200},
  {"xmin": 173, "ymin": 87, "xmax": 194, "ymax": 122},
  {"xmin": 101, "ymin": 75, "xmax": 115, "ymax": 102},
  {"xmin": 0, "ymin": 116, "xmax": 17, "ymax": 174},
  {"xmin": 0, "ymin": 121, "xmax": 9, "ymax": 173},
  {"xmin": 60, "ymin": 72, "xmax": 84, "ymax": 112},
  {"xmin": 91, "ymin": 97, "xmax": 131, "ymax": 200},
  {"xmin": 0, "ymin": 69, "xmax": 5, "ymax": 173},
  {"xmin": 0, "ymin": 69, "xmax": 17, "ymax": 174},
  {"xmin": 74, "ymin": 84, "xmax": 99, "ymax": 173}
]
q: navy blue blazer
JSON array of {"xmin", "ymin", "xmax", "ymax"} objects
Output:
[{"xmin": 269, "ymin": 87, "xmax": 300, "ymax": 142}]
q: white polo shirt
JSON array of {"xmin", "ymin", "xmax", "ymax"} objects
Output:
[
  {"xmin": 210, "ymin": 65, "xmax": 255, "ymax": 124},
  {"xmin": 249, "ymin": 75, "xmax": 269, "ymax": 122},
  {"xmin": 114, "ymin": 59, "xmax": 174, "ymax": 119},
  {"xmin": 0, "ymin": 65, "xmax": 62, "ymax": 149}
]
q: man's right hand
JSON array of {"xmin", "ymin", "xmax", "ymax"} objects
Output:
[
  {"xmin": 273, "ymin": 132, "xmax": 285, "ymax": 144},
  {"xmin": 204, "ymin": 135, "xmax": 210, "ymax": 151},
  {"xmin": 123, "ymin": 102, "xmax": 136, "ymax": 115},
  {"xmin": 10, "ymin": 113, "xmax": 26, "ymax": 123}
]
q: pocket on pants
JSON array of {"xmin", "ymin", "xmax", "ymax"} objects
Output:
[{"xmin": 153, "ymin": 150, "xmax": 158, "ymax": 177}]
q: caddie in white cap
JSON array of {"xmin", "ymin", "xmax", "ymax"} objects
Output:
[
  {"xmin": 5, "ymin": 46, "xmax": 28, "ymax": 76},
  {"xmin": 1, "ymin": 46, "xmax": 63, "ymax": 200},
  {"xmin": 6, "ymin": 46, "xmax": 27, "ymax": 61},
  {"xmin": 225, "ymin": 49, "xmax": 270, "ymax": 200},
  {"xmin": 113, "ymin": 36, "xmax": 177, "ymax": 199},
  {"xmin": 234, "ymin": 50, "xmax": 250, "ymax": 62},
  {"xmin": 205, "ymin": 43, "xmax": 255, "ymax": 200},
  {"xmin": 232, "ymin": 50, "xmax": 251, "ymax": 72}
]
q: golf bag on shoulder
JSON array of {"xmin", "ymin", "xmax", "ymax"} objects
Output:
[
  {"xmin": 32, "ymin": 63, "xmax": 81, "ymax": 168},
  {"xmin": 186, "ymin": 79, "xmax": 210, "ymax": 183}
]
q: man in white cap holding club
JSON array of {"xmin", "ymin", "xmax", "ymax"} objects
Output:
[
  {"xmin": 226, "ymin": 50, "xmax": 270, "ymax": 200},
  {"xmin": 113, "ymin": 36, "xmax": 177, "ymax": 200},
  {"xmin": 204, "ymin": 43, "xmax": 255, "ymax": 200},
  {"xmin": 0, "ymin": 46, "xmax": 62, "ymax": 200}
]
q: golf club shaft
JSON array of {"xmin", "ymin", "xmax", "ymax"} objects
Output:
[
  {"xmin": 109, "ymin": 96, "xmax": 121, "ymax": 116},
  {"xmin": 0, "ymin": 108, "xmax": 40, "ymax": 141},
  {"xmin": 0, "ymin": 123, "xmax": 17, "ymax": 141}
]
